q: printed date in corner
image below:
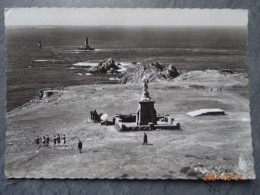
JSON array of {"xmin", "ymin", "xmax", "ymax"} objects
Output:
[{"xmin": 204, "ymin": 174, "xmax": 243, "ymax": 181}]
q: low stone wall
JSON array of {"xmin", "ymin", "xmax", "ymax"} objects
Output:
[
  {"xmin": 115, "ymin": 114, "xmax": 136, "ymax": 122},
  {"xmin": 155, "ymin": 123, "xmax": 180, "ymax": 130},
  {"xmin": 114, "ymin": 115, "xmax": 180, "ymax": 131}
]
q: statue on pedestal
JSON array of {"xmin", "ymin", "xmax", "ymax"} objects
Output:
[
  {"xmin": 137, "ymin": 76, "xmax": 157, "ymax": 126},
  {"xmin": 141, "ymin": 77, "xmax": 151, "ymax": 101}
]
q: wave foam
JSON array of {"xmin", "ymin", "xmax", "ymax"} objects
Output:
[
  {"xmin": 109, "ymin": 77, "xmax": 120, "ymax": 81},
  {"xmin": 73, "ymin": 62, "xmax": 98, "ymax": 67},
  {"xmin": 117, "ymin": 62, "xmax": 137, "ymax": 72},
  {"xmin": 85, "ymin": 73, "xmax": 93, "ymax": 76},
  {"xmin": 34, "ymin": 59, "xmax": 63, "ymax": 62}
]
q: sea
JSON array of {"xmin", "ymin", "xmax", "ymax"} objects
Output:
[{"xmin": 5, "ymin": 26, "xmax": 247, "ymax": 111}]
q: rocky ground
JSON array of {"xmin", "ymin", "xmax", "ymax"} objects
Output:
[{"xmin": 5, "ymin": 70, "xmax": 255, "ymax": 179}]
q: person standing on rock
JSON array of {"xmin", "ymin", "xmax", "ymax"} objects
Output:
[
  {"xmin": 143, "ymin": 133, "xmax": 148, "ymax": 145},
  {"xmin": 63, "ymin": 135, "xmax": 66, "ymax": 146},
  {"xmin": 78, "ymin": 140, "xmax": 82, "ymax": 153},
  {"xmin": 57, "ymin": 134, "xmax": 61, "ymax": 146},
  {"xmin": 53, "ymin": 135, "xmax": 57, "ymax": 147},
  {"xmin": 46, "ymin": 135, "xmax": 50, "ymax": 147}
]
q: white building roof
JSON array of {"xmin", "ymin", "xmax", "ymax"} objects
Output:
[{"xmin": 187, "ymin": 108, "xmax": 225, "ymax": 117}]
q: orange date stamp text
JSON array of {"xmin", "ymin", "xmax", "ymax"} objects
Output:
[{"xmin": 204, "ymin": 174, "xmax": 242, "ymax": 181}]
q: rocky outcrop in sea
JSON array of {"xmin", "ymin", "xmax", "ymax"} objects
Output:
[
  {"xmin": 119, "ymin": 62, "xmax": 179, "ymax": 84},
  {"xmin": 89, "ymin": 58, "xmax": 120, "ymax": 74}
]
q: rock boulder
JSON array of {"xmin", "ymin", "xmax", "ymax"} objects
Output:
[
  {"xmin": 119, "ymin": 62, "xmax": 179, "ymax": 84},
  {"xmin": 89, "ymin": 58, "xmax": 120, "ymax": 74}
]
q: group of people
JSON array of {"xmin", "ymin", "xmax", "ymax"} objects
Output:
[
  {"xmin": 34, "ymin": 134, "xmax": 84, "ymax": 154},
  {"xmin": 53, "ymin": 134, "xmax": 66, "ymax": 146},
  {"xmin": 34, "ymin": 132, "xmax": 147, "ymax": 153},
  {"xmin": 210, "ymin": 87, "xmax": 223, "ymax": 92},
  {"xmin": 34, "ymin": 134, "xmax": 66, "ymax": 148},
  {"xmin": 34, "ymin": 135, "xmax": 50, "ymax": 147},
  {"xmin": 90, "ymin": 110, "xmax": 102, "ymax": 122}
]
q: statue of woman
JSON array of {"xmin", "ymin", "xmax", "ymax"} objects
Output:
[{"xmin": 142, "ymin": 77, "xmax": 149, "ymax": 92}]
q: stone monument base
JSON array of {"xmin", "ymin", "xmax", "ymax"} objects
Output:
[
  {"xmin": 114, "ymin": 114, "xmax": 181, "ymax": 132},
  {"xmin": 136, "ymin": 100, "xmax": 157, "ymax": 126}
]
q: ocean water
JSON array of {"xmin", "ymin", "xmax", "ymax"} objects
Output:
[{"xmin": 5, "ymin": 26, "xmax": 247, "ymax": 111}]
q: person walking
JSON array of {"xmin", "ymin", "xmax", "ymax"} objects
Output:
[
  {"xmin": 42, "ymin": 136, "xmax": 46, "ymax": 146},
  {"xmin": 63, "ymin": 135, "xmax": 66, "ymax": 146},
  {"xmin": 35, "ymin": 136, "xmax": 40, "ymax": 148},
  {"xmin": 57, "ymin": 134, "xmax": 61, "ymax": 146},
  {"xmin": 53, "ymin": 135, "xmax": 57, "ymax": 147},
  {"xmin": 78, "ymin": 140, "xmax": 82, "ymax": 153},
  {"xmin": 46, "ymin": 135, "xmax": 50, "ymax": 147},
  {"xmin": 90, "ymin": 111, "xmax": 93, "ymax": 120},
  {"xmin": 143, "ymin": 133, "xmax": 148, "ymax": 145}
]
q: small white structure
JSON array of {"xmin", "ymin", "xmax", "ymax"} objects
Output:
[
  {"xmin": 187, "ymin": 108, "xmax": 225, "ymax": 117},
  {"xmin": 100, "ymin": 114, "xmax": 108, "ymax": 121}
]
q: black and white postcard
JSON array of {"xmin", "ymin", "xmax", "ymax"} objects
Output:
[{"xmin": 4, "ymin": 8, "xmax": 255, "ymax": 179}]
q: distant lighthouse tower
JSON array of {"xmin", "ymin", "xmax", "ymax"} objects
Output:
[
  {"xmin": 85, "ymin": 37, "xmax": 89, "ymax": 49},
  {"xmin": 38, "ymin": 40, "xmax": 42, "ymax": 49},
  {"xmin": 79, "ymin": 36, "xmax": 94, "ymax": 50},
  {"xmin": 136, "ymin": 77, "xmax": 157, "ymax": 126}
]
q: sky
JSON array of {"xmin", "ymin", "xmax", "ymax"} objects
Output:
[{"xmin": 5, "ymin": 8, "xmax": 248, "ymax": 26}]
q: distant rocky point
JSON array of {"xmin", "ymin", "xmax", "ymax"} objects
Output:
[{"xmin": 119, "ymin": 62, "xmax": 179, "ymax": 84}]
